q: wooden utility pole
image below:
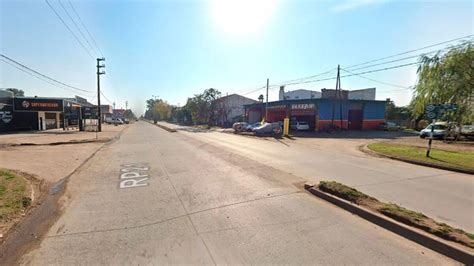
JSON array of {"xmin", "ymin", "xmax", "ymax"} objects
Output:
[
  {"xmin": 96, "ymin": 57, "xmax": 105, "ymax": 132},
  {"xmin": 265, "ymin": 78, "xmax": 269, "ymax": 121}
]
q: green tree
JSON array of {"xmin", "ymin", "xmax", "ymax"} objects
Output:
[
  {"xmin": 184, "ymin": 88, "xmax": 221, "ymax": 125},
  {"xmin": 411, "ymin": 41, "xmax": 473, "ymax": 123},
  {"xmin": 386, "ymin": 99, "xmax": 411, "ymax": 121},
  {"xmin": 154, "ymin": 100, "xmax": 172, "ymax": 121},
  {"xmin": 6, "ymin": 88, "xmax": 24, "ymax": 96}
]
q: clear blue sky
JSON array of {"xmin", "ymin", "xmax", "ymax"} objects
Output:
[{"xmin": 1, "ymin": 0, "xmax": 472, "ymax": 115}]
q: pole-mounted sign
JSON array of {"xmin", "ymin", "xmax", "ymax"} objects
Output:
[{"xmin": 424, "ymin": 103, "xmax": 458, "ymax": 157}]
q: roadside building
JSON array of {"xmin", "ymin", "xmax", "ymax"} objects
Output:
[
  {"xmin": 0, "ymin": 90, "xmax": 14, "ymax": 131},
  {"xmin": 245, "ymin": 98, "xmax": 386, "ymax": 131},
  {"xmin": 0, "ymin": 90, "xmax": 96, "ymax": 132},
  {"xmin": 279, "ymin": 86, "xmax": 376, "ymax": 101},
  {"xmin": 213, "ymin": 94, "xmax": 257, "ymax": 127},
  {"xmin": 279, "ymin": 87, "xmax": 321, "ymax": 100},
  {"xmin": 348, "ymin": 88, "xmax": 376, "ymax": 100},
  {"xmin": 100, "ymin": 105, "xmax": 113, "ymax": 121},
  {"xmin": 113, "ymin": 109, "xmax": 126, "ymax": 119}
]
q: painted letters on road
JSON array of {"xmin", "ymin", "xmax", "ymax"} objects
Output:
[{"xmin": 119, "ymin": 164, "xmax": 150, "ymax": 189}]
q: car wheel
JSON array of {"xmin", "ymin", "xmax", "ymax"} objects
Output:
[{"xmin": 420, "ymin": 135, "xmax": 426, "ymax": 139}]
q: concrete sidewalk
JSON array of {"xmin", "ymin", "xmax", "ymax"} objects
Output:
[
  {"xmin": 0, "ymin": 124, "xmax": 126, "ymax": 146},
  {"xmin": 0, "ymin": 124, "xmax": 128, "ymax": 184}
]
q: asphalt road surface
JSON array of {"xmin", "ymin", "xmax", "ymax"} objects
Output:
[
  {"xmin": 21, "ymin": 122, "xmax": 456, "ymax": 264},
  {"xmin": 174, "ymin": 124, "xmax": 474, "ymax": 233}
]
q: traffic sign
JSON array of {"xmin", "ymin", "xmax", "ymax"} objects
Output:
[
  {"xmin": 426, "ymin": 104, "xmax": 436, "ymax": 112},
  {"xmin": 425, "ymin": 103, "xmax": 458, "ymax": 120},
  {"xmin": 427, "ymin": 112, "xmax": 437, "ymax": 119}
]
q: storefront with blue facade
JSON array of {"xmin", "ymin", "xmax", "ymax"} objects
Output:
[{"xmin": 245, "ymin": 98, "xmax": 386, "ymax": 131}]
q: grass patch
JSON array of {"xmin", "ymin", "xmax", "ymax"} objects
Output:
[
  {"xmin": 367, "ymin": 143, "xmax": 474, "ymax": 171},
  {"xmin": 318, "ymin": 180, "xmax": 474, "ymax": 248},
  {"xmin": 318, "ymin": 181, "xmax": 377, "ymax": 205},
  {"xmin": 0, "ymin": 169, "xmax": 31, "ymax": 220}
]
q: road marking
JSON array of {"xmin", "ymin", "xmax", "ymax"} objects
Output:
[{"xmin": 119, "ymin": 163, "xmax": 150, "ymax": 189}]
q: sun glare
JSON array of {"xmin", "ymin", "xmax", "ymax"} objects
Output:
[{"xmin": 211, "ymin": 0, "xmax": 278, "ymax": 35}]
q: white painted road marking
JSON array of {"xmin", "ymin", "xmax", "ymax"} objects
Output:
[{"xmin": 119, "ymin": 164, "xmax": 150, "ymax": 189}]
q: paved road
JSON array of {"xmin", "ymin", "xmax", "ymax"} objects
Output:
[
  {"xmin": 170, "ymin": 123, "xmax": 473, "ymax": 232},
  {"xmin": 22, "ymin": 122, "xmax": 455, "ymax": 264}
]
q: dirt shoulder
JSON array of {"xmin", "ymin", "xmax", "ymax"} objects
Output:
[
  {"xmin": 0, "ymin": 123, "xmax": 128, "ymax": 254},
  {"xmin": 0, "ymin": 123, "xmax": 126, "ymax": 146},
  {"xmin": 0, "ymin": 169, "xmax": 46, "ymax": 244},
  {"xmin": 0, "ymin": 124, "xmax": 128, "ymax": 184}
]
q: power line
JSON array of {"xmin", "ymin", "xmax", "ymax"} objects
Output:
[
  {"xmin": 241, "ymin": 68, "xmax": 338, "ymax": 96},
  {"xmin": 273, "ymin": 67, "xmax": 337, "ymax": 85},
  {"xmin": 0, "ymin": 58, "xmax": 94, "ymax": 97},
  {"xmin": 345, "ymin": 34, "xmax": 473, "ymax": 69},
  {"xmin": 1, "ymin": 54, "xmax": 95, "ymax": 94},
  {"xmin": 282, "ymin": 62, "xmax": 419, "ymax": 87},
  {"xmin": 45, "ymin": 0, "xmax": 94, "ymax": 59},
  {"xmin": 348, "ymin": 42, "xmax": 469, "ymax": 72},
  {"xmin": 58, "ymin": 0, "xmax": 98, "ymax": 57},
  {"xmin": 100, "ymin": 91, "xmax": 113, "ymax": 105},
  {"xmin": 340, "ymin": 67, "xmax": 410, "ymax": 89},
  {"xmin": 67, "ymin": 0, "xmax": 104, "ymax": 57}
]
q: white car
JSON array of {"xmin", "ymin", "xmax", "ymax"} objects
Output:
[
  {"xmin": 296, "ymin": 121, "xmax": 310, "ymax": 131},
  {"xmin": 104, "ymin": 117, "xmax": 114, "ymax": 124},
  {"xmin": 420, "ymin": 122, "xmax": 447, "ymax": 139}
]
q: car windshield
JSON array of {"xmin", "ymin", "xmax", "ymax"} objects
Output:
[{"xmin": 428, "ymin": 124, "xmax": 447, "ymax": 130}]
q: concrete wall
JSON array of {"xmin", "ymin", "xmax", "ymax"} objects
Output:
[
  {"xmin": 348, "ymin": 88, "xmax": 376, "ymax": 100},
  {"xmin": 281, "ymin": 90, "xmax": 321, "ymax": 100},
  {"xmin": 215, "ymin": 94, "xmax": 257, "ymax": 125}
]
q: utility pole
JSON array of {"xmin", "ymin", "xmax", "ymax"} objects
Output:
[
  {"xmin": 337, "ymin": 65, "xmax": 343, "ymax": 131},
  {"xmin": 265, "ymin": 78, "xmax": 269, "ymax": 121},
  {"xmin": 113, "ymin": 102, "xmax": 116, "ymax": 109},
  {"xmin": 125, "ymin": 101, "xmax": 128, "ymax": 110},
  {"xmin": 96, "ymin": 57, "xmax": 105, "ymax": 132},
  {"xmin": 330, "ymin": 65, "xmax": 343, "ymax": 131}
]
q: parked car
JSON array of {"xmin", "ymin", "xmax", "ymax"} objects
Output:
[
  {"xmin": 254, "ymin": 122, "xmax": 282, "ymax": 135},
  {"xmin": 290, "ymin": 121, "xmax": 310, "ymax": 131},
  {"xmin": 105, "ymin": 117, "xmax": 114, "ymax": 124},
  {"xmin": 232, "ymin": 122, "xmax": 248, "ymax": 132},
  {"xmin": 123, "ymin": 118, "xmax": 130, "ymax": 124},
  {"xmin": 246, "ymin": 122, "xmax": 262, "ymax": 132},
  {"xmin": 296, "ymin": 121, "xmax": 310, "ymax": 131},
  {"xmin": 377, "ymin": 122, "xmax": 400, "ymax": 131},
  {"xmin": 419, "ymin": 122, "xmax": 448, "ymax": 139},
  {"xmin": 460, "ymin": 125, "xmax": 474, "ymax": 139}
]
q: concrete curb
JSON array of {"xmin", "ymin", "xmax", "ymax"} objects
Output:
[
  {"xmin": 0, "ymin": 138, "xmax": 111, "ymax": 148},
  {"xmin": 360, "ymin": 144, "xmax": 474, "ymax": 175},
  {"xmin": 304, "ymin": 184, "xmax": 474, "ymax": 264},
  {"xmin": 156, "ymin": 123, "xmax": 177, "ymax": 132},
  {"xmin": 143, "ymin": 120, "xmax": 177, "ymax": 132}
]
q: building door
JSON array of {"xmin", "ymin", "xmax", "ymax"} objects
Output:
[
  {"xmin": 348, "ymin": 109, "xmax": 363, "ymax": 130},
  {"xmin": 45, "ymin": 112, "xmax": 57, "ymax": 129}
]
